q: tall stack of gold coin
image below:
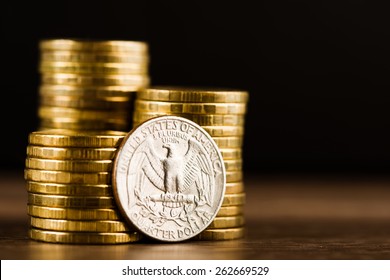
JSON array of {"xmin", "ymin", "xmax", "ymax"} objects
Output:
[
  {"xmin": 132, "ymin": 86, "xmax": 249, "ymax": 241},
  {"xmin": 25, "ymin": 38, "xmax": 150, "ymax": 244},
  {"xmin": 37, "ymin": 39, "xmax": 150, "ymax": 131},
  {"xmin": 25, "ymin": 129, "xmax": 142, "ymax": 244}
]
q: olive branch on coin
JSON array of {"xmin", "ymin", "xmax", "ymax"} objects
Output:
[
  {"xmin": 134, "ymin": 187, "xmax": 187, "ymax": 227},
  {"xmin": 134, "ymin": 187, "xmax": 207, "ymax": 228}
]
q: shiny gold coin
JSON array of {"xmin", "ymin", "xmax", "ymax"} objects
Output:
[
  {"xmin": 40, "ymin": 50, "xmax": 149, "ymax": 64},
  {"xmin": 39, "ymin": 95, "xmax": 132, "ymax": 110},
  {"xmin": 25, "ymin": 158, "xmax": 113, "ymax": 173},
  {"xmin": 133, "ymin": 112, "xmax": 245, "ymax": 126},
  {"xmin": 225, "ymin": 181, "xmax": 244, "ymax": 194},
  {"xmin": 42, "ymin": 73, "xmax": 150, "ymax": 87},
  {"xmin": 38, "ymin": 116, "xmax": 131, "ymax": 130},
  {"xmin": 222, "ymin": 192, "xmax": 246, "ymax": 206},
  {"xmin": 24, "ymin": 169, "xmax": 111, "ymax": 184},
  {"xmin": 26, "ymin": 145, "xmax": 117, "ymax": 160},
  {"xmin": 28, "ymin": 129, "xmax": 126, "ymax": 147},
  {"xmin": 29, "ymin": 227, "xmax": 142, "ymax": 244},
  {"xmin": 39, "ymin": 61, "xmax": 148, "ymax": 75},
  {"xmin": 135, "ymin": 100, "xmax": 246, "ymax": 115},
  {"xmin": 30, "ymin": 216, "xmax": 130, "ymax": 232},
  {"xmin": 201, "ymin": 126, "xmax": 244, "ymax": 137},
  {"xmin": 224, "ymin": 159, "xmax": 243, "ymax": 172},
  {"xmin": 216, "ymin": 205, "xmax": 244, "ymax": 217},
  {"xmin": 28, "ymin": 205, "xmax": 121, "ymax": 220},
  {"xmin": 193, "ymin": 227, "xmax": 245, "ymax": 241},
  {"xmin": 39, "ymin": 39, "xmax": 148, "ymax": 53},
  {"xmin": 39, "ymin": 118, "xmax": 129, "ymax": 131},
  {"xmin": 28, "ymin": 193, "xmax": 115, "ymax": 208},
  {"xmin": 213, "ymin": 136, "xmax": 243, "ymax": 148},
  {"xmin": 39, "ymin": 85, "xmax": 137, "ymax": 98},
  {"xmin": 26, "ymin": 181, "xmax": 113, "ymax": 196},
  {"xmin": 138, "ymin": 87, "xmax": 249, "ymax": 103},
  {"xmin": 219, "ymin": 148, "xmax": 242, "ymax": 160},
  {"xmin": 226, "ymin": 170, "xmax": 243, "ymax": 183},
  {"xmin": 207, "ymin": 215, "xmax": 245, "ymax": 229},
  {"xmin": 38, "ymin": 106, "xmax": 130, "ymax": 120}
]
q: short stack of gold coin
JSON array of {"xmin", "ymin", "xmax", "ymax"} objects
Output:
[
  {"xmin": 37, "ymin": 39, "xmax": 150, "ymax": 131},
  {"xmin": 25, "ymin": 129, "xmax": 142, "ymax": 244},
  {"xmin": 132, "ymin": 86, "xmax": 249, "ymax": 241}
]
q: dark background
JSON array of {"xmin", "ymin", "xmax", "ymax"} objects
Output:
[{"xmin": 1, "ymin": 0, "xmax": 389, "ymax": 175}]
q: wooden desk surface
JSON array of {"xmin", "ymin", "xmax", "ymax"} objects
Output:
[{"xmin": 1, "ymin": 171, "xmax": 390, "ymax": 260}]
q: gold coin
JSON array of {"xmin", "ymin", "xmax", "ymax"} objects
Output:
[
  {"xmin": 39, "ymin": 39, "xmax": 148, "ymax": 53},
  {"xmin": 226, "ymin": 170, "xmax": 243, "ymax": 183},
  {"xmin": 40, "ymin": 85, "xmax": 137, "ymax": 98},
  {"xmin": 26, "ymin": 181, "xmax": 113, "ymax": 196},
  {"xmin": 30, "ymin": 216, "xmax": 130, "ymax": 232},
  {"xmin": 225, "ymin": 181, "xmax": 244, "ymax": 194},
  {"xmin": 224, "ymin": 159, "xmax": 243, "ymax": 172},
  {"xmin": 29, "ymin": 228, "xmax": 142, "ymax": 244},
  {"xmin": 28, "ymin": 205, "xmax": 121, "ymax": 220},
  {"xmin": 213, "ymin": 136, "xmax": 243, "ymax": 148},
  {"xmin": 137, "ymin": 87, "xmax": 249, "ymax": 103},
  {"xmin": 28, "ymin": 129, "xmax": 126, "ymax": 147},
  {"xmin": 38, "ymin": 106, "xmax": 130, "ymax": 120},
  {"xmin": 222, "ymin": 192, "xmax": 246, "ymax": 206},
  {"xmin": 39, "ymin": 61, "xmax": 148, "ymax": 75},
  {"xmin": 26, "ymin": 145, "xmax": 117, "ymax": 160},
  {"xmin": 39, "ymin": 116, "xmax": 130, "ymax": 126},
  {"xmin": 40, "ymin": 50, "xmax": 149, "ymax": 63},
  {"xmin": 133, "ymin": 112, "xmax": 245, "ymax": 126},
  {"xmin": 216, "ymin": 205, "xmax": 244, "ymax": 217},
  {"xmin": 201, "ymin": 126, "xmax": 244, "ymax": 137},
  {"xmin": 42, "ymin": 73, "xmax": 150, "ymax": 87},
  {"xmin": 134, "ymin": 100, "xmax": 247, "ymax": 115},
  {"xmin": 28, "ymin": 193, "xmax": 115, "ymax": 208},
  {"xmin": 193, "ymin": 227, "xmax": 245, "ymax": 241},
  {"xmin": 39, "ymin": 95, "xmax": 132, "ymax": 110},
  {"xmin": 219, "ymin": 148, "xmax": 242, "ymax": 160},
  {"xmin": 207, "ymin": 215, "xmax": 245, "ymax": 229},
  {"xmin": 24, "ymin": 169, "xmax": 111, "ymax": 184},
  {"xmin": 25, "ymin": 158, "xmax": 113, "ymax": 173},
  {"xmin": 39, "ymin": 118, "xmax": 129, "ymax": 131}
]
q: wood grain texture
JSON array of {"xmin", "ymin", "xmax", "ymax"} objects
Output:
[{"xmin": 1, "ymin": 171, "xmax": 390, "ymax": 260}]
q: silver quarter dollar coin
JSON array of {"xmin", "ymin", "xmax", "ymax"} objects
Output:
[{"xmin": 113, "ymin": 116, "xmax": 226, "ymax": 242}]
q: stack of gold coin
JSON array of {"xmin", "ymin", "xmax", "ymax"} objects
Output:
[
  {"xmin": 37, "ymin": 39, "xmax": 150, "ymax": 131},
  {"xmin": 24, "ymin": 129, "xmax": 142, "ymax": 244},
  {"xmin": 132, "ymin": 86, "xmax": 249, "ymax": 241}
]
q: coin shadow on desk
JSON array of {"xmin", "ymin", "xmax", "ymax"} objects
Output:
[
  {"xmin": 0, "ymin": 220, "xmax": 247, "ymax": 260},
  {"xmin": 22, "ymin": 237, "xmax": 246, "ymax": 260}
]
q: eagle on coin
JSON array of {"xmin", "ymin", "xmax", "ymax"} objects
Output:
[{"xmin": 138, "ymin": 138, "xmax": 215, "ymax": 209}]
